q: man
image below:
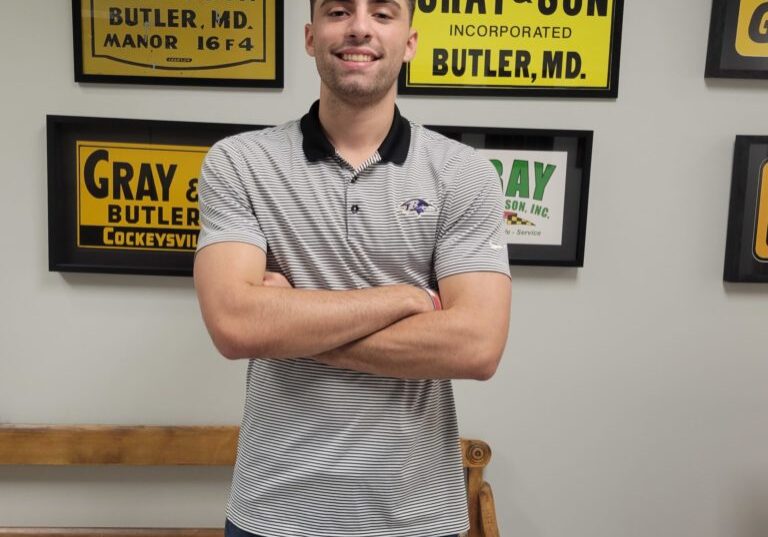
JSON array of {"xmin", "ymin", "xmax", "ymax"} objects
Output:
[{"xmin": 193, "ymin": 1, "xmax": 511, "ymax": 536}]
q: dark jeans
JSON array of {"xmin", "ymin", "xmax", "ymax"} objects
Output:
[
  {"xmin": 225, "ymin": 519, "xmax": 265, "ymax": 537},
  {"xmin": 225, "ymin": 518, "xmax": 458, "ymax": 537}
]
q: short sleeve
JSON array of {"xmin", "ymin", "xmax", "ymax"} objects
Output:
[
  {"xmin": 196, "ymin": 140, "xmax": 267, "ymax": 254},
  {"xmin": 434, "ymin": 150, "xmax": 511, "ymax": 281}
]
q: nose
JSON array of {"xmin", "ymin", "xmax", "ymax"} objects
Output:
[{"xmin": 346, "ymin": 9, "xmax": 372, "ymax": 41}]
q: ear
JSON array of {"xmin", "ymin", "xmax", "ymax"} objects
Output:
[
  {"xmin": 305, "ymin": 23, "xmax": 315, "ymax": 57},
  {"xmin": 403, "ymin": 29, "xmax": 418, "ymax": 63}
]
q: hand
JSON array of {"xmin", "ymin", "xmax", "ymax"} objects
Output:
[{"xmin": 263, "ymin": 271, "xmax": 293, "ymax": 288}]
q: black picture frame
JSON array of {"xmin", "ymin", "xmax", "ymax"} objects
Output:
[
  {"xmin": 399, "ymin": 0, "xmax": 624, "ymax": 98},
  {"xmin": 724, "ymin": 136, "xmax": 768, "ymax": 282},
  {"xmin": 426, "ymin": 126, "xmax": 592, "ymax": 267},
  {"xmin": 47, "ymin": 115, "xmax": 265, "ymax": 276},
  {"xmin": 72, "ymin": 0, "xmax": 284, "ymax": 88},
  {"xmin": 706, "ymin": 0, "xmax": 768, "ymax": 79}
]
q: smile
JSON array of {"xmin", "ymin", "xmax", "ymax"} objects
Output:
[{"xmin": 339, "ymin": 53, "xmax": 377, "ymax": 62}]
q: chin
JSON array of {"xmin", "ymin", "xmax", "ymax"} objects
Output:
[{"xmin": 326, "ymin": 81, "xmax": 385, "ymax": 101}]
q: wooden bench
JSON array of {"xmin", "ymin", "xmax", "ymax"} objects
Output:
[{"xmin": 0, "ymin": 425, "xmax": 499, "ymax": 537}]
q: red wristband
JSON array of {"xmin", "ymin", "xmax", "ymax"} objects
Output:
[{"xmin": 424, "ymin": 288, "xmax": 442, "ymax": 311}]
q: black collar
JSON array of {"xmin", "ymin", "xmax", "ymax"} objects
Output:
[{"xmin": 300, "ymin": 100, "xmax": 411, "ymax": 165}]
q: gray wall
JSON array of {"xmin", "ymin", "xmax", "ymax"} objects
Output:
[{"xmin": 2, "ymin": 2, "xmax": 768, "ymax": 536}]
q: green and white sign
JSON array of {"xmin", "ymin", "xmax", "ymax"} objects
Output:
[{"xmin": 479, "ymin": 149, "xmax": 568, "ymax": 246}]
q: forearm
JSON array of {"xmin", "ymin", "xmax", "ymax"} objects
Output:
[
  {"xmin": 316, "ymin": 308, "xmax": 503, "ymax": 380},
  {"xmin": 204, "ymin": 284, "xmax": 432, "ymax": 360}
]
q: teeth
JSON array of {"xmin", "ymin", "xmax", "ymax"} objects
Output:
[{"xmin": 342, "ymin": 54, "xmax": 374, "ymax": 62}]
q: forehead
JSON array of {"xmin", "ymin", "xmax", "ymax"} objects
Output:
[{"xmin": 315, "ymin": 0, "xmax": 408, "ymax": 11}]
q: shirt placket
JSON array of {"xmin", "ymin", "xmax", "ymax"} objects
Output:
[{"xmin": 337, "ymin": 152, "xmax": 381, "ymax": 240}]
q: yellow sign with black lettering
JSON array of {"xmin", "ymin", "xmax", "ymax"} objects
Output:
[
  {"xmin": 76, "ymin": 0, "xmax": 281, "ymax": 85},
  {"xmin": 76, "ymin": 141, "xmax": 206, "ymax": 252},
  {"xmin": 400, "ymin": 0, "xmax": 623, "ymax": 96},
  {"xmin": 706, "ymin": 0, "xmax": 768, "ymax": 78},
  {"xmin": 736, "ymin": 0, "xmax": 768, "ymax": 57},
  {"xmin": 755, "ymin": 161, "xmax": 768, "ymax": 261}
]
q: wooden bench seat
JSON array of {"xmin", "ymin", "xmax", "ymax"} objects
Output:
[{"xmin": 0, "ymin": 425, "xmax": 499, "ymax": 537}]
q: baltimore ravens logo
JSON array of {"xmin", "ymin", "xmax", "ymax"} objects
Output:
[{"xmin": 398, "ymin": 198, "xmax": 437, "ymax": 218}]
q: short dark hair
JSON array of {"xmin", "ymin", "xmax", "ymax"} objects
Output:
[{"xmin": 309, "ymin": 1, "xmax": 416, "ymax": 22}]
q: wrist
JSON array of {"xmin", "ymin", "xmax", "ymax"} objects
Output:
[
  {"xmin": 424, "ymin": 288, "xmax": 442, "ymax": 311},
  {"xmin": 397, "ymin": 285, "xmax": 442, "ymax": 314}
]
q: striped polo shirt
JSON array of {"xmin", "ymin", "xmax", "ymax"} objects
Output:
[{"xmin": 197, "ymin": 101, "xmax": 510, "ymax": 537}]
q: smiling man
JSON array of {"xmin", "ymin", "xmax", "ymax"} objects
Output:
[{"xmin": 193, "ymin": 1, "xmax": 511, "ymax": 536}]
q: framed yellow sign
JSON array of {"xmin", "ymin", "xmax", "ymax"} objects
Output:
[
  {"xmin": 724, "ymin": 136, "xmax": 768, "ymax": 282},
  {"xmin": 399, "ymin": 0, "xmax": 624, "ymax": 98},
  {"xmin": 72, "ymin": 0, "xmax": 283, "ymax": 87},
  {"xmin": 47, "ymin": 116, "xmax": 265, "ymax": 276},
  {"xmin": 706, "ymin": 0, "xmax": 768, "ymax": 79}
]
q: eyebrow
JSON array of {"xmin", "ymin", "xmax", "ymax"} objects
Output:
[{"xmin": 371, "ymin": 0, "xmax": 402, "ymax": 9}]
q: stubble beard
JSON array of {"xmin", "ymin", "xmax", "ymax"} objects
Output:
[{"xmin": 316, "ymin": 54, "xmax": 400, "ymax": 106}]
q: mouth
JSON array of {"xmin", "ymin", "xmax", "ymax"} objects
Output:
[{"xmin": 336, "ymin": 52, "xmax": 379, "ymax": 63}]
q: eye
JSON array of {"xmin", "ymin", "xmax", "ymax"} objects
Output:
[
  {"xmin": 373, "ymin": 11, "xmax": 393, "ymax": 20},
  {"xmin": 327, "ymin": 8, "xmax": 349, "ymax": 17}
]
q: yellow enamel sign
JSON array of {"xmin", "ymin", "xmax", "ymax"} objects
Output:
[
  {"xmin": 403, "ymin": 0, "xmax": 621, "ymax": 93},
  {"xmin": 736, "ymin": 0, "xmax": 768, "ymax": 57},
  {"xmin": 77, "ymin": 0, "xmax": 279, "ymax": 82},
  {"xmin": 77, "ymin": 141, "xmax": 206, "ymax": 252},
  {"xmin": 755, "ymin": 161, "xmax": 768, "ymax": 261}
]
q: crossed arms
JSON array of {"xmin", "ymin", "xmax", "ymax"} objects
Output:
[{"xmin": 194, "ymin": 242, "xmax": 511, "ymax": 380}]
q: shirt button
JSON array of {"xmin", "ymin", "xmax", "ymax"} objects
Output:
[
  {"xmin": 351, "ymin": 204, "xmax": 359, "ymax": 214},
  {"xmin": 350, "ymin": 177, "xmax": 357, "ymax": 184}
]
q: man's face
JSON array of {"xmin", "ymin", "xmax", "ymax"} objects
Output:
[{"xmin": 305, "ymin": 0, "xmax": 418, "ymax": 105}]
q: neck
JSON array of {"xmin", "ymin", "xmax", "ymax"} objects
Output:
[{"xmin": 317, "ymin": 86, "xmax": 397, "ymax": 167}]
